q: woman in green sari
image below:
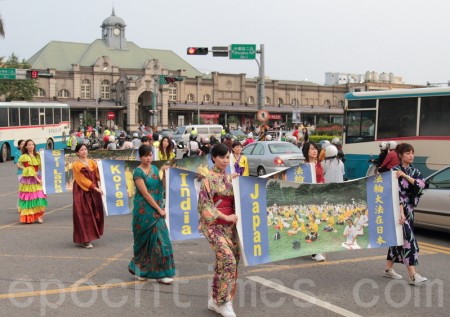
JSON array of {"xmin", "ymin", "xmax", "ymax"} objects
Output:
[{"xmin": 128, "ymin": 145, "xmax": 175, "ymax": 284}]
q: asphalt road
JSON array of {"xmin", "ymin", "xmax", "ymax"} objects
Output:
[{"xmin": 0, "ymin": 160, "xmax": 448, "ymax": 317}]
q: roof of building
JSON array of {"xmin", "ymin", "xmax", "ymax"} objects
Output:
[{"xmin": 27, "ymin": 40, "xmax": 203, "ymax": 78}]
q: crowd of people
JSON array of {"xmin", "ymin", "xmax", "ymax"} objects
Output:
[{"xmin": 12, "ymin": 119, "xmax": 428, "ymax": 316}]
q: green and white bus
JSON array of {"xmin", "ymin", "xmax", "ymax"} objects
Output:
[{"xmin": 343, "ymin": 87, "xmax": 450, "ymax": 179}]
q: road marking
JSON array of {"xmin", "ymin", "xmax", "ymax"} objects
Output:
[
  {"xmin": 70, "ymin": 247, "xmax": 130, "ymax": 288},
  {"xmin": 0, "ymin": 204, "xmax": 72, "ymax": 230},
  {"xmin": 420, "ymin": 242, "xmax": 450, "ymax": 255},
  {"xmin": 248, "ymin": 275, "xmax": 363, "ymax": 317},
  {"xmin": 0, "ymin": 251, "xmax": 438, "ymax": 300}
]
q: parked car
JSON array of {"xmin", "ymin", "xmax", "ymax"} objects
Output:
[
  {"xmin": 415, "ymin": 166, "xmax": 450, "ymax": 232},
  {"xmin": 242, "ymin": 141, "xmax": 304, "ymax": 176}
]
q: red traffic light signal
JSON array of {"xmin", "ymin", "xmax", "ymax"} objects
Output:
[
  {"xmin": 26, "ymin": 70, "xmax": 39, "ymax": 79},
  {"xmin": 187, "ymin": 47, "xmax": 208, "ymax": 55}
]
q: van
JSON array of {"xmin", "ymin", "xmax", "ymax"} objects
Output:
[{"xmin": 172, "ymin": 124, "xmax": 223, "ymax": 144}]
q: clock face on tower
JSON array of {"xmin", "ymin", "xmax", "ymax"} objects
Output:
[{"xmin": 113, "ymin": 28, "xmax": 120, "ymax": 36}]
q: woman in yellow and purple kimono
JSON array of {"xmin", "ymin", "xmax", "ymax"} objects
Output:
[
  {"xmin": 18, "ymin": 139, "xmax": 47, "ymax": 223},
  {"xmin": 198, "ymin": 143, "xmax": 239, "ymax": 317}
]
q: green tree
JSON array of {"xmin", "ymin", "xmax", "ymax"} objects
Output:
[{"xmin": 0, "ymin": 54, "xmax": 37, "ymax": 101}]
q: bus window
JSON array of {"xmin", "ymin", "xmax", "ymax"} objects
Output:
[
  {"xmin": 420, "ymin": 96, "xmax": 450, "ymax": 136},
  {"xmin": 62, "ymin": 108, "xmax": 70, "ymax": 121},
  {"xmin": 45, "ymin": 108, "xmax": 53, "ymax": 125},
  {"xmin": 378, "ymin": 98, "xmax": 417, "ymax": 139},
  {"xmin": 0, "ymin": 108, "xmax": 7, "ymax": 127},
  {"xmin": 9, "ymin": 108, "xmax": 19, "ymax": 127},
  {"xmin": 20, "ymin": 108, "xmax": 30, "ymax": 126},
  {"xmin": 347, "ymin": 99, "xmax": 376, "ymax": 109},
  {"xmin": 54, "ymin": 108, "xmax": 61, "ymax": 124},
  {"xmin": 345, "ymin": 110, "xmax": 376, "ymax": 143},
  {"xmin": 30, "ymin": 108, "xmax": 39, "ymax": 125}
]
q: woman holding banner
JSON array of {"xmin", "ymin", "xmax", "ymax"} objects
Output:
[
  {"xmin": 383, "ymin": 143, "xmax": 427, "ymax": 285},
  {"xmin": 198, "ymin": 143, "xmax": 239, "ymax": 317},
  {"xmin": 72, "ymin": 144, "xmax": 104, "ymax": 249},
  {"xmin": 128, "ymin": 145, "xmax": 175, "ymax": 284},
  {"xmin": 18, "ymin": 139, "xmax": 47, "ymax": 224}
]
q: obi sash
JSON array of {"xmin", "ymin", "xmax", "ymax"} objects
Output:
[
  {"xmin": 213, "ymin": 195, "xmax": 235, "ymax": 225},
  {"xmin": 23, "ymin": 162, "xmax": 39, "ymax": 172}
]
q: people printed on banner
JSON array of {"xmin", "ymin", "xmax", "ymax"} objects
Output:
[
  {"xmin": 383, "ymin": 143, "xmax": 428, "ymax": 285},
  {"xmin": 72, "ymin": 144, "xmax": 104, "ymax": 249},
  {"xmin": 342, "ymin": 218, "xmax": 360, "ymax": 250},
  {"xmin": 197, "ymin": 144, "xmax": 239, "ymax": 317},
  {"xmin": 17, "ymin": 139, "xmax": 47, "ymax": 224},
  {"xmin": 128, "ymin": 145, "xmax": 175, "ymax": 284},
  {"xmin": 231, "ymin": 140, "xmax": 249, "ymax": 176}
]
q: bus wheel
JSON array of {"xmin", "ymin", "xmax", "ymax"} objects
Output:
[
  {"xmin": 0, "ymin": 143, "xmax": 9, "ymax": 162},
  {"xmin": 46, "ymin": 139, "xmax": 54, "ymax": 150}
]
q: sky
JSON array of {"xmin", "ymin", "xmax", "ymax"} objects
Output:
[{"xmin": 1, "ymin": 0, "xmax": 449, "ymax": 85}]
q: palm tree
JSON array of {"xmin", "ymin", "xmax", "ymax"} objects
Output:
[{"xmin": 0, "ymin": 14, "xmax": 4, "ymax": 37}]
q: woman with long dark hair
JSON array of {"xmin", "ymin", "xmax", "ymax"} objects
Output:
[
  {"xmin": 72, "ymin": 144, "xmax": 104, "ymax": 249},
  {"xmin": 158, "ymin": 136, "xmax": 175, "ymax": 160},
  {"xmin": 18, "ymin": 139, "xmax": 47, "ymax": 224},
  {"xmin": 383, "ymin": 143, "xmax": 427, "ymax": 285}
]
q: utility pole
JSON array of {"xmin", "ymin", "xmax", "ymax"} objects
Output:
[
  {"xmin": 257, "ymin": 44, "xmax": 265, "ymax": 110},
  {"xmin": 152, "ymin": 76, "xmax": 158, "ymax": 127}
]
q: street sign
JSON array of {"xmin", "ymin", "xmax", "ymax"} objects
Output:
[
  {"xmin": 212, "ymin": 46, "xmax": 229, "ymax": 57},
  {"xmin": 0, "ymin": 68, "xmax": 16, "ymax": 80},
  {"xmin": 230, "ymin": 44, "xmax": 256, "ymax": 60}
]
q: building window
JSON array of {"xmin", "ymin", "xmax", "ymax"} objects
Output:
[
  {"xmin": 101, "ymin": 80, "xmax": 110, "ymax": 99},
  {"xmin": 81, "ymin": 79, "xmax": 91, "ymax": 99},
  {"xmin": 247, "ymin": 96, "xmax": 255, "ymax": 104},
  {"xmin": 58, "ymin": 89, "xmax": 70, "ymax": 98},
  {"xmin": 187, "ymin": 93, "xmax": 195, "ymax": 102},
  {"xmin": 278, "ymin": 98, "xmax": 284, "ymax": 106},
  {"xmin": 265, "ymin": 97, "xmax": 271, "ymax": 105},
  {"xmin": 324, "ymin": 99, "xmax": 331, "ymax": 106},
  {"xmin": 35, "ymin": 88, "xmax": 46, "ymax": 97},
  {"xmin": 168, "ymin": 83, "xmax": 177, "ymax": 101},
  {"xmin": 291, "ymin": 98, "xmax": 299, "ymax": 106},
  {"xmin": 203, "ymin": 94, "xmax": 211, "ymax": 102}
]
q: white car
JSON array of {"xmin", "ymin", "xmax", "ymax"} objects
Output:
[{"xmin": 415, "ymin": 166, "xmax": 450, "ymax": 232}]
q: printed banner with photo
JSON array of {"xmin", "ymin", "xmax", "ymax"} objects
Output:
[{"xmin": 235, "ymin": 171, "xmax": 402, "ymax": 266}]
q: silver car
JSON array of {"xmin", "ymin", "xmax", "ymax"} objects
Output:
[
  {"xmin": 415, "ymin": 166, "xmax": 450, "ymax": 232},
  {"xmin": 242, "ymin": 141, "xmax": 304, "ymax": 176}
]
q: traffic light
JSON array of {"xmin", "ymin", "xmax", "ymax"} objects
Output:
[
  {"xmin": 26, "ymin": 70, "xmax": 39, "ymax": 79},
  {"xmin": 187, "ymin": 47, "xmax": 208, "ymax": 55}
]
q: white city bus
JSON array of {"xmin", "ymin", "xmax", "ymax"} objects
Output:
[
  {"xmin": 343, "ymin": 87, "xmax": 450, "ymax": 179},
  {"xmin": 0, "ymin": 102, "xmax": 70, "ymax": 162}
]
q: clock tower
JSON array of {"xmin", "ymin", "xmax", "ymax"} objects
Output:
[{"xmin": 101, "ymin": 8, "xmax": 127, "ymax": 50}]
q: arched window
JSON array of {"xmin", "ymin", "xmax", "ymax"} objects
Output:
[
  {"xmin": 265, "ymin": 97, "xmax": 271, "ymax": 105},
  {"xmin": 187, "ymin": 93, "xmax": 195, "ymax": 102},
  {"xmin": 168, "ymin": 83, "xmax": 177, "ymax": 101},
  {"xmin": 291, "ymin": 98, "xmax": 299, "ymax": 106},
  {"xmin": 35, "ymin": 88, "xmax": 46, "ymax": 97},
  {"xmin": 81, "ymin": 79, "xmax": 91, "ymax": 99},
  {"xmin": 278, "ymin": 98, "xmax": 284, "ymax": 106},
  {"xmin": 58, "ymin": 89, "xmax": 70, "ymax": 98},
  {"xmin": 101, "ymin": 80, "xmax": 110, "ymax": 99},
  {"xmin": 203, "ymin": 94, "xmax": 211, "ymax": 102},
  {"xmin": 324, "ymin": 99, "xmax": 331, "ymax": 106},
  {"xmin": 247, "ymin": 96, "xmax": 255, "ymax": 105},
  {"xmin": 338, "ymin": 100, "xmax": 344, "ymax": 108}
]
